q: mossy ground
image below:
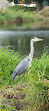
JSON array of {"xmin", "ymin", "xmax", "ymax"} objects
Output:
[{"xmin": 0, "ymin": 48, "xmax": 49, "ymax": 111}]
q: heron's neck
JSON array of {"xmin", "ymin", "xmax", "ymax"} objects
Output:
[{"xmin": 29, "ymin": 41, "xmax": 34, "ymax": 61}]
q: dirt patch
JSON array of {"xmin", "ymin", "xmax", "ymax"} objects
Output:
[
  {"xmin": 15, "ymin": 101, "xmax": 28, "ymax": 110},
  {"xmin": 5, "ymin": 91, "xmax": 27, "ymax": 110},
  {"xmin": 0, "ymin": 84, "xmax": 49, "ymax": 111},
  {"xmin": 6, "ymin": 91, "xmax": 26, "ymax": 100},
  {"xmin": 0, "ymin": 85, "xmax": 27, "ymax": 110}
]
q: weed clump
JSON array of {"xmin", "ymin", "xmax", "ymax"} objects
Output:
[
  {"xmin": 40, "ymin": 7, "xmax": 49, "ymax": 17},
  {"xmin": 16, "ymin": 16, "xmax": 23, "ymax": 26}
]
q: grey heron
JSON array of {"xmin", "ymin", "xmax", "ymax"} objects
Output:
[{"xmin": 12, "ymin": 37, "xmax": 43, "ymax": 79}]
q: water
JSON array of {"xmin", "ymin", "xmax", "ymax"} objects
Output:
[{"xmin": 0, "ymin": 30, "xmax": 49, "ymax": 57}]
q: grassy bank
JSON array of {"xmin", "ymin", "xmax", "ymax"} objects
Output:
[
  {"xmin": 0, "ymin": 48, "xmax": 49, "ymax": 111},
  {"xmin": 0, "ymin": 5, "xmax": 49, "ymax": 29}
]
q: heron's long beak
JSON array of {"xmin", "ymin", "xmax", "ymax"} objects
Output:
[
  {"xmin": 33, "ymin": 37, "xmax": 43, "ymax": 41},
  {"xmin": 37, "ymin": 38, "xmax": 43, "ymax": 41}
]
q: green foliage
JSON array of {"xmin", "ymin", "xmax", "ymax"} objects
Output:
[
  {"xmin": 0, "ymin": 48, "xmax": 22, "ymax": 85},
  {"xmin": 0, "ymin": 48, "xmax": 49, "ymax": 111},
  {"xmin": 24, "ymin": 0, "xmax": 31, "ymax": 4},
  {"xmin": 0, "ymin": 5, "xmax": 37, "ymax": 22}
]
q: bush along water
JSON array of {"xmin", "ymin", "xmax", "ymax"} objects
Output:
[{"xmin": 0, "ymin": 48, "xmax": 49, "ymax": 111}]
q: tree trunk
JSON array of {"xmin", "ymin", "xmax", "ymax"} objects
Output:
[{"xmin": 36, "ymin": 1, "xmax": 44, "ymax": 10}]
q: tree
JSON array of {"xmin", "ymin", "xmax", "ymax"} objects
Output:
[
  {"xmin": 44, "ymin": 0, "xmax": 49, "ymax": 6},
  {"xmin": 24, "ymin": 0, "xmax": 31, "ymax": 4},
  {"xmin": 32, "ymin": 0, "xmax": 44, "ymax": 10}
]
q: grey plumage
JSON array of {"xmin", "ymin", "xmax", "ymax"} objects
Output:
[
  {"xmin": 12, "ymin": 56, "xmax": 31, "ymax": 79},
  {"xmin": 12, "ymin": 37, "xmax": 43, "ymax": 79}
]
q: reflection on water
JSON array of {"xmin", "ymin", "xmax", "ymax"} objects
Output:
[{"xmin": 0, "ymin": 30, "xmax": 49, "ymax": 57}]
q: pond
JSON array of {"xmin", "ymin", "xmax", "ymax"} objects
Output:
[{"xmin": 0, "ymin": 30, "xmax": 49, "ymax": 58}]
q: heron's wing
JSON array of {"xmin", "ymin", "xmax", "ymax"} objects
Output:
[
  {"xmin": 15, "ymin": 56, "xmax": 31, "ymax": 74},
  {"xmin": 12, "ymin": 56, "xmax": 31, "ymax": 79}
]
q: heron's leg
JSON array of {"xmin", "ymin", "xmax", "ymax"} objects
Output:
[
  {"xmin": 28, "ymin": 70, "xmax": 30, "ymax": 76},
  {"xmin": 19, "ymin": 75, "xmax": 22, "ymax": 84},
  {"xmin": 25, "ymin": 72, "xmax": 27, "ymax": 81},
  {"xmin": 20, "ymin": 78, "xmax": 22, "ymax": 84}
]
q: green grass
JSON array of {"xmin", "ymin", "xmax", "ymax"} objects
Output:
[
  {"xmin": 0, "ymin": 48, "xmax": 49, "ymax": 111},
  {"xmin": 0, "ymin": 5, "xmax": 36, "ymax": 22},
  {"xmin": 0, "ymin": 48, "xmax": 22, "ymax": 86}
]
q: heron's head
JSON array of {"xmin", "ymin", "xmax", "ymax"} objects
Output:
[{"xmin": 31, "ymin": 37, "xmax": 43, "ymax": 43}]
